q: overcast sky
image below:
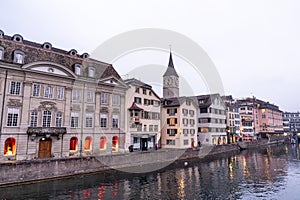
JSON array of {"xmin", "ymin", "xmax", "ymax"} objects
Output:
[{"xmin": 1, "ymin": 0, "xmax": 300, "ymax": 111}]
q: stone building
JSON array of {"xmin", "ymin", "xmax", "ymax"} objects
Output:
[
  {"xmin": 0, "ymin": 30, "xmax": 127, "ymax": 161},
  {"xmin": 124, "ymin": 78, "xmax": 161, "ymax": 151}
]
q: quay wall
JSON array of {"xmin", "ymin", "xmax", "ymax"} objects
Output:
[{"xmin": 0, "ymin": 143, "xmax": 259, "ymax": 186}]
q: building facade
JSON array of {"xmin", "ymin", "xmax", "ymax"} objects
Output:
[
  {"xmin": 282, "ymin": 112, "xmax": 300, "ymax": 135},
  {"xmin": 0, "ymin": 30, "xmax": 127, "ymax": 161},
  {"xmin": 196, "ymin": 94, "xmax": 227, "ymax": 145},
  {"xmin": 124, "ymin": 78, "xmax": 161, "ymax": 151}
]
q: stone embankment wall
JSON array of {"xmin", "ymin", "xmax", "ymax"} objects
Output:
[{"xmin": 0, "ymin": 144, "xmax": 241, "ymax": 186}]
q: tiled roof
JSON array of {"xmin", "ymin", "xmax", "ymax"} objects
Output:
[{"xmin": 163, "ymin": 52, "xmax": 179, "ymax": 77}]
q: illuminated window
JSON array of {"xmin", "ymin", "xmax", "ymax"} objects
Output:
[
  {"xmin": 84, "ymin": 136, "xmax": 92, "ymax": 151},
  {"xmin": 4, "ymin": 137, "xmax": 16, "ymax": 156},
  {"xmin": 100, "ymin": 136, "xmax": 107, "ymax": 150},
  {"xmin": 167, "ymin": 118, "xmax": 177, "ymax": 126},
  {"xmin": 112, "ymin": 136, "xmax": 118, "ymax": 152},
  {"xmin": 212, "ymin": 137, "xmax": 216, "ymax": 145},
  {"xmin": 69, "ymin": 137, "xmax": 78, "ymax": 151}
]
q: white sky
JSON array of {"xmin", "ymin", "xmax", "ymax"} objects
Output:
[{"xmin": 1, "ymin": 0, "xmax": 300, "ymax": 111}]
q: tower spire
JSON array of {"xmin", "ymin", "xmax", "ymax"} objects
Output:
[{"xmin": 163, "ymin": 48, "xmax": 179, "ymax": 77}]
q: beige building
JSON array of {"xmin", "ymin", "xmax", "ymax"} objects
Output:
[
  {"xmin": 161, "ymin": 97, "xmax": 198, "ymax": 148},
  {"xmin": 0, "ymin": 30, "xmax": 127, "ymax": 161},
  {"xmin": 124, "ymin": 78, "xmax": 161, "ymax": 151}
]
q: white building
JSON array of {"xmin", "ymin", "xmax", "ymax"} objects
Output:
[{"xmin": 124, "ymin": 78, "xmax": 161, "ymax": 151}]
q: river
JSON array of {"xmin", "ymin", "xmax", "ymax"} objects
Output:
[{"xmin": 1, "ymin": 144, "xmax": 300, "ymax": 200}]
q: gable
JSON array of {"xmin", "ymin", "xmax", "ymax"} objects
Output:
[
  {"xmin": 22, "ymin": 61, "xmax": 77, "ymax": 79},
  {"xmin": 98, "ymin": 76, "xmax": 128, "ymax": 89}
]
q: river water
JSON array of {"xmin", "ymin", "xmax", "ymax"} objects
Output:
[{"xmin": 1, "ymin": 144, "xmax": 300, "ymax": 200}]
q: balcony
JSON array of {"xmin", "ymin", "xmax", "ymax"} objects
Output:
[{"xmin": 27, "ymin": 127, "xmax": 67, "ymax": 140}]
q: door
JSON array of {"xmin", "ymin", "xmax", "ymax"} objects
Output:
[
  {"xmin": 38, "ymin": 138, "xmax": 52, "ymax": 158},
  {"xmin": 141, "ymin": 138, "xmax": 148, "ymax": 151}
]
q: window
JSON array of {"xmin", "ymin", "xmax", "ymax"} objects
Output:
[
  {"xmin": 112, "ymin": 94, "xmax": 120, "ymax": 106},
  {"xmin": 56, "ymin": 112, "xmax": 63, "ymax": 127},
  {"xmin": 190, "ymin": 129, "xmax": 195, "ymax": 135},
  {"xmin": 183, "ymin": 129, "xmax": 189, "ymax": 135},
  {"xmin": 32, "ymin": 83, "xmax": 40, "ymax": 97},
  {"xmin": 186, "ymin": 100, "xmax": 191, "ymax": 106},
  {"xmin": 74, "ymin": 64, "xmax": 81, "ymax": 75},
  {"xmin": 100, "ymin": 114, "xmax": 108, "ymax": 128},
  {"xmin": 112, "ymin": 115, "xmax": 119, "ymax": 128},
  {"xmin": 200, "ymin": 108, "xmax": 208, "ymax": 113},
  {"xmin": 149, "ymin": 91, "xmax": 152, "ymax": 96},
  {"xmin": 153, "ymin": 100, "xmax": 159, "ymax": 107},
  {"xmin": 149, "ymin": 125, "xmax": 154, "ymax": 132},
  {"xmin": 30, "ymin": 111, "xmax": 38, "ymax": 127},
  {"xmin": 7, "ymin": 108, "xmax": 19, "ymax": 127},
  {"xmin": 144, "ymin": 125, "xmax": 147, "ymax": 131},
  {"xmin": 85, "ymin": 113, "xmax": 93, "ymax": 128},
  {"xmin": 84, "ymin": 136, "xmax": 92, "ymax": 151},
  {"xmin": 0, "ymin": 46, "xmax": 4, "ymax": 60},
  {"xmin": 100, "ymin": 136, "xmax": 107, "ymax": 150},
  {"xmin": 71, "ymin": 112, "xmax": 79, "ymax": 128},
  {"xmin": 167, "ymin": 118, "xmax": 177, "ymax": 126},
  {"xmin": 167, "ymin": 108, "xmax": 177, "ymax": 116},
  {"xmin": 189, "ymin": 110, "xmax": 195, "ymax": 117},
  {"xmin": 143, "ymin": 88, "xmax": 147, "ymax": 95},
  {"xmin": 167, "ymin": 129, "xmax": 177, "ymax": 136},
  {"xmin": 4, "ymin": 138, "xmax": 16, "ymax": 156},
  {"xmin": 13, "ymin": 51, "xmax": 25, "ymax": 64},
  {"xmin": 42, "ymin": 110, "xmax": 52, "ymax": 127},
  {"xmin": 57, "ymin": 87, "xmax": 64, "ymax": 100},
  {"xmin": 184, "ymin": 139, "xmax": 189, "ymax": 145},
  {"xmin": 72, "ymin": 89, "xmax": 80, "ymax": 101},
  {"xmin": 88, "ymin": 67, "xmax": 95, "ymax": 77},
  {"xmin": 9, "ymin": 81, "xmax": 21, "ymax": 95},
  {"xmin": 182, "ymin": 109, "xmax": 188, "ymax": 116},
  {"xmin": 166, "ymin": 139, "xmax": 175, "ymax": 145},
  {"xmin": 70, "ymin": 137, "xmax": 78, "ymax": 151},
  {"xmin": 154, "ymin": 125, "xmax": 159, "ymax": 132},
  {"xmin": 134, "ymin": 97, "xmax": 142, "ymax": 104},
  {"xmin": 190, "ymin": 119, "xmax": 195, "ymax": 126},
  {"xmin": 44, "ymin": 85, "xmax": 53, "ymax": 98},
  {"xmin": 135, "ymin": 87, "xmax": 139, "ymax": 93},
  {"xmin": 200, "ymin": 127, "xmax": 209, "ymax": 133},
  {"xmin": 112, "ymin": 136, "xmax": 119, "ymax": 152},
  {"xmin": 101, "ymin": 93, "xmax": 109, "ymax": 104},
  {"xmin": 182, "ymin": 118, "xmax": 188, "ymax": 126},
  {"xmin": 86, "ymin": 91, "xmax": 94, "ymax": 103}
]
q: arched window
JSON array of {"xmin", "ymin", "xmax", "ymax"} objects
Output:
[
  {"xmin": 100, "ymin": 136, "xmax": 107, "ymax": 150},
  {"xmin": 70, "ymin": 137, "xmax": 78, "ymax": 151},
  {"xmin": 84, "ymin": 136, "xmax": 92, "ymax": 151},
  {"xmin": 4, "ymin": 137, "xmax": 16, "ymax": 156},
  {"xmin": 112, "ymin": 136, "xmax": 118, "ymax": 152},
  {"xmin": 212, "ymin": 137, "xmax": 216, "ymax": 145},
  {"xmin": 223, "ymin": 136, "xmax": 227, "ymax": 144},
  {"xmin": 218, "ymin": 137, "xmax": 222, "ymax": 145}
]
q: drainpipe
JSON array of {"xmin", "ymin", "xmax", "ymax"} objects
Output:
[{"xmin": 0, "ymin": 70, "xmax": 8, "ymax": 138}]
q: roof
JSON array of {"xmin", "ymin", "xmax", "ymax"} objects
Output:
[
  {"xmin": 124, "ymin": 78, "xmax": 152, "ymax": 89},
  {"xmin": 194, "ymin": 93, "xmax": 224, "ymax": 108},
  {"xmin": 161, "ymin": 96, "xmax": 196, "ymax": 108},
  {"xmin": 163, "ymin": 52, "xmax": 179, "ymax": 77},
  {"xmin": 128, "ymin": 102, "xmax": 143, "ymax": 111}
]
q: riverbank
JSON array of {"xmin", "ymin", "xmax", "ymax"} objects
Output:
[{"xmin": 0, "ymin": 140, "xmax": 283, "ymax": 186}]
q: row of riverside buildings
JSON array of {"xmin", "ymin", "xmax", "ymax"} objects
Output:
[{"xmin": 0, "ymin": 30, "xmax": 293, "ymax": 161}]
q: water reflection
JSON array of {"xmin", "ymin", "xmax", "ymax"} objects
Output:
[{"xmin": 1, "ymin": 144, "xmax": 300, "ymax": 199}]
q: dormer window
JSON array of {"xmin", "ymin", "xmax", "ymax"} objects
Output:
[
  {"xmin": 74, "ymin": 64, "xmax": 82, "ymax": 75},
  {"xmin": 42, "ymin": 42, "xmax": 52, "ymax": 50},
  {"xmin": 13, "ymin": 50, "xmax": 25, "ymax": 64},
  {"xmin": 88, "ymin": 67, "xmax": 95, "ymax": 78},
  {"xmin": 69, "ymin": 49, "xmax": 77, "ymax": 56},
  {"xmin": 12, "ymin": 34, "xmax": 23, "ymax": 43},
  {"xmin": 81, "ymin": 53, "xmax": 89, "ymax": 59},
  {"xmin": 0, "ymin": 46, "xmax": 4, "ymax": 60}
]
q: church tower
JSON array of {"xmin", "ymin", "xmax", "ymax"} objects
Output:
[{"xmin": 163, "ymin": 51, "xmax": 179, "ymax": 98}]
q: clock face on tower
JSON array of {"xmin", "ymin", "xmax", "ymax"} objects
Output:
[{"xmin": 164, "ymin": 77, "xmax": 178, "ymax": 87}]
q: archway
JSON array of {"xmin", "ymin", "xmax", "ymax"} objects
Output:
[
  {"xmin": 4, "ymin": 137, "xmax": 16, "ymax": 156},
  {"xmin": 218, "ymin": 137, "xmax": 222, "ymax": 145},
  {"xmin": 84, "ymin": 136, "xmax": 92, "ymax": 151},
  {"xmin": 70, "ymin": 137, "xmax": 78, "ymax": 151},
  {"xmin": 112, "ymin": 136, "xmax": 118, "ymax": 152},
  {"xmin": 100, "ymin": 136, "xmax": 107, "ymax": 150}
]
